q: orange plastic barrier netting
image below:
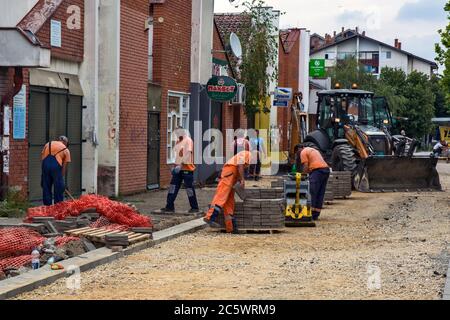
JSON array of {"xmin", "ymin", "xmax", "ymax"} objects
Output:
[
  {"xmin": 0, "ymin": 228, "xmax": 45, "ymax": 258},
  {"xmin": 0, "ymin": 255, "xmax": 32, "ymax": 272},
  {"xmin": 0, "ymin": 228, "xmax": 80, "ymax": 273},
  {"xmin": 89, "ymin": 216, "xmax": 130, "ymax": 231},
  {"xmin": 25, "ymin": 195, "xmax": 152, "ymax": 228}
]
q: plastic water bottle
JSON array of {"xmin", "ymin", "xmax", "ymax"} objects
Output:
[{"xmin": 31, "ymin": 249, "xmax": 40, "ymax": 270}]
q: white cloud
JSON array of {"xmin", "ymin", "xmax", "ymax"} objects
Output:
[{"xmin": 214, "ymin": 0, "xmax": 446, "ymax": 64}]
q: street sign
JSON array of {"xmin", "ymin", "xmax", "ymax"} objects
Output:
[
  {"xmin": 206, "ymin": 76, "xmax": 238, "ymax": 102},
  {"xmin": 310, "ymin": 59, "xmax": 326, "ymax": 78},
  {"xmin": 273, "ymin": 100, "xmax": 288, "ymax": 107},
  {"xmin": 440, "ymin": 126, "xmax": 450, "ymax": 144},
  {"xmin": 275, "ymin": 87, "xmax": 293, "ymax": 101}
]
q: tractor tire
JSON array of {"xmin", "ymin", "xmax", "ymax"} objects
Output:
[{"xmin": 331, "ymin": 144, "xmax": 357, "ymax": 172}]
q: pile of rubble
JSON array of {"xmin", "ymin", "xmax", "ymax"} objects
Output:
[{"xmin": 0, "ymin": 195, "xmax": 153, "ymax": 281}]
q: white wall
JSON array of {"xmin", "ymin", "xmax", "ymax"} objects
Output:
[
  {"xmin": 0, "ymin": 0, "xmax": 38, "ymax": 27},
  {"xmin": 411, "ymin": 58, "xmax": 432, "ymax": 76},
  {"xmin": 0, "ymin": 29, "xmax": 50, "ymax": 67},
  {"xmin": 97, "ymin": 0, "xmax": 121, "ymax": 196},
  {"xmin": 78, "ymin": 0, "xmax": 100, "ymax": 194},
  {"xmin": 191, "ymin": 0, "xmax": 214, "ymax": 85},
  {"xmin": 380, "ymin": 46, "xmax": 408, "ymax": 74},
  {"xmin": 299, "ymin": 29, "xmax": 310, "ymax": 115}
]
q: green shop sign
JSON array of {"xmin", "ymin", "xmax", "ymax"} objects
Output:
[
  {"xmin": 206, "ymin": 76, "xmax": 237, "ymax": 102},
  {"xmin": 310, "ymin": 59, "xmax": 326, "ymax": 78}
]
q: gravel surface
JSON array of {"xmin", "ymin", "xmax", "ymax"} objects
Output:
[{"xmin": 15, "ymin": 164, "xmax": 449, "ymax": 300}]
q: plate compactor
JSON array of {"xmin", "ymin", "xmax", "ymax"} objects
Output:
[{"xmin": 284, "ymin": 173, "xmax": 316, "ymax": 227}]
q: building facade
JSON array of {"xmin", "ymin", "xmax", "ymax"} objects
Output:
[{"xmin": 310, "ymin": 29, "xmax": 438, "ymax": 77}]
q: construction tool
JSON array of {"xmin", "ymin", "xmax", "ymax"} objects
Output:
[
  {"xmin": 284, "ymin": 173, "xmax": 316, "ymax": 227},
  {"xmin": 65, "ymin": 189, "xmax": 75, "ymax": 201}
]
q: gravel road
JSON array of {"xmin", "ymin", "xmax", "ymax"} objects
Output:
[{"xmin": 15, "ymin": 164, "xmax": 450, "ymax": 300}]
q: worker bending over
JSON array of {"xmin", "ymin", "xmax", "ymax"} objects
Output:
[
  {"xmin": 295, "ymin": 144, "xmax": 330, "ymax": 220},
  {"xmin": 204, "ymin": 150, "xmax": 252, "ymax": 233},
  {"xmin": 41, "ymin": 136, "xmax": 71, "ymax": 206}
]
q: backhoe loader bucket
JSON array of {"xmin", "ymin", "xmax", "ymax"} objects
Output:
[{"xmin": 353, "ymin": 156, "xmax": 441, "ymax": 192}]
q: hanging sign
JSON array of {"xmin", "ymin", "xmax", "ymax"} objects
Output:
[
  {"xmin": 51, "ymin": 20, "xmax": 62, "ymax": 47},
  {"xmin": 440, "ymin": 126, "xmax": 450, "ymax": 144},
  {"xmin": 13, "ymin": 84, "xmax": 26, "ymax": 140},
  {"xmin": 206, "ymin": 76, "xmax": 238, "ymax": 102},
  {"xmin": 275, "ymin": 87, "xmax": 293, "ymax": 101},
  {"xmin": 310, "ymin": 59, "xmax": 326, "ymax": 78}
]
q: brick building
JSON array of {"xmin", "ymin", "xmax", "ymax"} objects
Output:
[{"xmin": 0, "ymin": 0, "xmax": 150, "ymax": 200}]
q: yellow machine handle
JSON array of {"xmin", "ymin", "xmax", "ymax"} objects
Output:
[{"xmin": 295, "ymin": 173, "xmax": 301, "ymax": 214}]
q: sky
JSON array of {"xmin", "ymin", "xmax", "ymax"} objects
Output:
[{"xmin": 214, "ymin": 0, "xmax": 447, "ymax": 66}]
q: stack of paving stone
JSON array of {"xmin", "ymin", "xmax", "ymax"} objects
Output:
[
  {"xmin": 271, "ymin": 180, "xmax": 284, "ymax": 188},
  {"xmin": 216, "ymin": 189, "xmax": 285, "ymax": 231},
  {"xmin": 327, "ymin": 171, "xmax": 352, "ymax": 198},
  {"xmin": 245, "ymin": 188, "xmax": 284, "ymax": 199}
]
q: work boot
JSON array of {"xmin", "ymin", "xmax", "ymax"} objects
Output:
[
  {"xmin": 232, "ymin": 217, "xmax": 239, "ymax": 234},
  {"xmin": 203, "ymin": 217, "xmax": 221, "ymax": 228},
  {"xmin": 159, "ymin": 207, "xmax": 175, "ymax": 214},
  {"xmin": 312, "ymin": 213, "xmax": 320, "ymax": 221},
  {"xmin": 188, "ymin": 208, "xmax": 201, "ymax": 214}
]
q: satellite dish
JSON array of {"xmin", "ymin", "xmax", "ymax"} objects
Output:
[
  {"xmin": 229, "ymin": 32, "xmax": 243, "ymax": 59},
  {"xmin": 228, "ymin": 0, "xmax": 243, "ymax": 7}
]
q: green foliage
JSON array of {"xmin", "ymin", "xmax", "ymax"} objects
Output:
[
  {"xmin": 435, "ymin": 1, "xmax": 450, "ymax": 104},
  {"xmin": 431, "ymin": 74, "xmax": 450, "ymax": 117},
  {"xmin": 0, "ymin": 190, "xmax": 30, "ymax": 218},
  {"xmin": 237, "ymin": 0, "xmax": 279, "ymax": 116},
  {"xmin": 398, "ymin": 71, "xmax": 436, "ymax": 138},
  {"xmin": 326, "ymin": 57, "xmax": 376, "ymax": 90}
]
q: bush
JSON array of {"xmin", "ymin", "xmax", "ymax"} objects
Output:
[{"xmin": 0, "ymin": 191, "xmax": 30, "ymax": 218}]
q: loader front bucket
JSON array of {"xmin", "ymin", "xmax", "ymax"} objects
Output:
[{"xmin": 354, "ymin": 156, "xmax": 441, "ymax": 192}]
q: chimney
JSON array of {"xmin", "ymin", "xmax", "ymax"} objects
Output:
[
  {"xmin": 342, "ymin": 27, "xmax": 345, "ymax": 34},
  {"xmin": 333, "ymin": 31, "xmax": 336, "ymax": 37},
  {"xmin": 394, "ymin": 39, "xmax": 399, "ymax": 48},
  {"xmin": 356, "ymin": 26, "xmax": 359, "ymax": 34},
  {"xmin": 362, "ymin": 31, "xmax": 366, "ymax": 36},
  {"xmin": 398, "ymin": 42, "xmax": 402, "ymax": 50}
]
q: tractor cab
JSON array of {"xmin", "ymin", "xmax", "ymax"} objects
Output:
[{"xmin": 316, "ymin": 89, "xmax": 393, "ymax": 156}]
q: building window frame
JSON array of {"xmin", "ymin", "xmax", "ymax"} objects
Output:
[{"xmin": 167, "ymin": 91, "xmax": 190, "ymax": 164}]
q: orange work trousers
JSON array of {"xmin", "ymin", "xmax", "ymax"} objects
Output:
[{"xmin": 205, "ymin": 165, "xmax": 238, "ymax": 233}]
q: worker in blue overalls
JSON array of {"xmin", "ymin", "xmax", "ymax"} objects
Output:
[{"xmin": 41, "ymin": 136, "xmax": 71, "ymax": 206}]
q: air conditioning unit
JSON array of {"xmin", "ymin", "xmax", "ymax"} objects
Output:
[{"xmin": 232, "ymin": 83, "xmax": 245, "ymax": 104}]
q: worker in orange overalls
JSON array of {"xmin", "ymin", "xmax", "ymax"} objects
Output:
[{"xmin": 204, "ymin": 150, "xmax": 252, "ymax": 233}]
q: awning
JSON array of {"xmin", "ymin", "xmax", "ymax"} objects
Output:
[
  {"xmin": 29, "ymin": 69, "xmax": 84, "ymax": 96},
  {"xmin": 0, "ymin": 28, "xmax": 50, "ymax": 67}
]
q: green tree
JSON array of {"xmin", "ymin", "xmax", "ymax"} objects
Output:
[
  {"xmin": 237, "ymin": 0, "xmax": 280, "ymax": 116},
  {"xmin": 326, "ymin": 57, "xmax": 376, "ymax": 90},
  {"xmin": 431, "ymin": 74, "xmax": 449, "ymax": 117},
  {"xmin": 373, "ymin": 67, "xmax": 408, "ymax": 115},
  {"xmin": 435, "ymin": 1, "xmax": 450, "ymax": 103},
  {"xmin": 399, "ymin": 71, "xmax": 436, "ymax": 138}
]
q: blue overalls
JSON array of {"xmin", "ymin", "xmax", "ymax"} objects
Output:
[{"xmin": 41, "ymin": 142, "xmax": 66, "ymax": 206}]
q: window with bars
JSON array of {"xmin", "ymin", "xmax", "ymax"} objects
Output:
[{"xmin": 167, "ymin": 93, "xmax": 190, "ymax": 164}]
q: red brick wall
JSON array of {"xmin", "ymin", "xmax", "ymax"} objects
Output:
[
  {"xmin": 36, "ymin": 0, "xmax": 85, "ymax": 62},
  {"xmin": 152, "ymin": 0, "xmax": 192, "ymax": 186},
  {"xmin": 0, "ymin": 68, "xmax": 30, "ymax": 198},
  {"xmin": 278, "ymin": 33, "xmax": 300, "ymax": 152},
  {"xmin": 118, "ymin": 0, "xmax": 149, "ymax": 195}
]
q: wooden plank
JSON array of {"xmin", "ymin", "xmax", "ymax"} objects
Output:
[
  {"xmin": 129, "ymin": 234, "xmax": 151, "ymax": 243},
  {"xmin": 66, "ymin": 227, "xmax": 95, "ymax": 235}
]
